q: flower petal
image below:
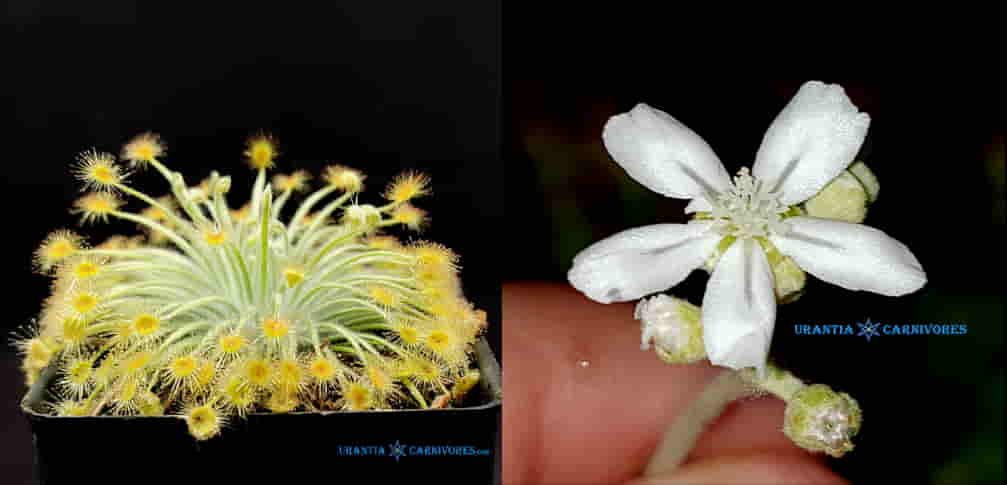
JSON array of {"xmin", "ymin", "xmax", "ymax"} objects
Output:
[
  {"xmin": 568, "ymin": 222, "xmax": 719, "ymax": 303},
  {"xmin": 752, "ymin": 81, "xmax": 871, "ymax": 205},
  {"xmin": 603, "ymin": 103, "xmax": 731, "ymax": 199},
  {"xmin": 770, "ymin": 216, "xmax": 926, "ymax": 296},
  {"xmin": 702, "ymin": 238, "xmax": 776, "ymax": 372},
  {"xmin": 684, "ymin": 196, "xmax": 713, "ymax": 213}
]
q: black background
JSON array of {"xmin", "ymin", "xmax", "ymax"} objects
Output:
[
  {"xmin": 1, "ymin": 3, "xmax": 500, "ymax": 483},
  {"xmin": 3, "ymin": 4, "xmax": 1006, "ymax": 484},
  {"xmin": 504, "ymin": 25, "xmax": 1005, "ymax": 485}
]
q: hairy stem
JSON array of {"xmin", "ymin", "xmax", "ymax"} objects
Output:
[{"xmin": 644, "ymin": 370, "xmax": 753, "ymax": 476}]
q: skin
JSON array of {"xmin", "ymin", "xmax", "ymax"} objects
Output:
[{"xmin": 503, "ymin": 282, "xmax": 847, "ymax": 485}]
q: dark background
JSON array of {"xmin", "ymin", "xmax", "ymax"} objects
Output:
[
  {"xmin": 1, "ymin": 3, "xmax": 500, "ymax": 483},
  {"xmin": 505, "ymin": 36, "xmax": 1005, "ymax": 484}
]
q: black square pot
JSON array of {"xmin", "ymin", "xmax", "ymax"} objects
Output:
[{"xmin": 21, "ymin": 340, "xmax": 502, "ymax": 485}]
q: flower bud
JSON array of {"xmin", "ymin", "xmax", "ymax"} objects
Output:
[
  {"xmin": 803, "ymin": 171, "xmax": 869, "ymax": 223},
  {"xmin": 847, "ymin": 161, "xmax": 879, "ymax": 203},
  {"xmin": 635, "ymin": 294, "xmax": 705, "ymax": 364},
  {"xmin": 783, "ymin": 384, "xmax": 862, "ymax": 458},
  {"xmin": 757, "ymin": 240, "xmax": 806, "ymax": 303},
  {"xmin": 771, "ymin": 255, "xmax": 806, "ymax": 303}
]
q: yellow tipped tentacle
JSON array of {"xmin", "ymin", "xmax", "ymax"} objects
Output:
[{"xmin": 25, "ymin": 135, "xmax": 486, "ymax": 439}]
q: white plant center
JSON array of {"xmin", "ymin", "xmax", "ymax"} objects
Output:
[{"xmin": 709, "ymin": 167, "xmax": 790, "ymax": 239}]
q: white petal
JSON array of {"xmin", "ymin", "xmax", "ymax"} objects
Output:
[
  {"xmin": 684, "ymin": 197, "xmax": 713, "ymax": 213},
  {"xmin": 752, "ymin": 81, "xmax": 871, "ymax": 205},
  {"xmin": 603, "ymin": 103, "xmax": 731, "ymax": 199},
  {"xmin": 770, "ymin": 216, "xmax": 926, "ymax": 297},
  {"xmin": 568, "ymin": 222, "xmax": 719, "ymax": 303},
  {"xmin": 702, "ymin": 238, "xmax": 776, "ymax": 371}
]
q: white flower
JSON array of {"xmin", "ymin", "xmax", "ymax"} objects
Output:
[{"xmin": 568, "ymin": 81, "xmax": 926, "ymax": 372}]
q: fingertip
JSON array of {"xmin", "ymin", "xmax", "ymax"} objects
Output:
[{"xmin": 627, "ymin": 452, "xmax": 848, "ymax": 485}]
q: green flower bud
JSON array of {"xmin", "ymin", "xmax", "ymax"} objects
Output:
[
  {"xmin": 758, "ymin": 239, "xmax": 806, "ymax": 303},
  {"xmin": 635, "ymin": 294, "xmax": 705, "ymax": 364},
  {"xmin": 771, "ymin": 255, "xmax": 806, "ymax": 303},
  {"xmin": 783, "ymin": 384, "xmax": 862, "ymax": 458},
  {"xmin": 803, "ymin": 171, "xmax": 869, "ymax": 223},
  {"xmin": 847, "ymin": 161, "xmax": 879, "ymax": 203}
]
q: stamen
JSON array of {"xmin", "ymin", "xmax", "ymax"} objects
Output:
[{"xmin": 709, "ymin": 168, "xmax": 789, "ymax": 238}]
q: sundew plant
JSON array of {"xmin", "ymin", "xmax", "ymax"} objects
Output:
[{"xmin": 16, "ymin": 133, "xmax": 487, "ymax": 440}]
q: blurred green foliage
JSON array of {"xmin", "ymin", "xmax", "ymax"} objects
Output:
[{"xmin": 917, "ymin": 295, "xmax": 1004, "ymax": 483}]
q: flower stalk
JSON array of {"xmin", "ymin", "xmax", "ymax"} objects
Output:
[{"xmin": 638, "ymin": 298, "xmax": 863, "ymax": 473}]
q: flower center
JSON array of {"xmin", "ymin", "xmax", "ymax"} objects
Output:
[{"xmin": 709, "ymin": 168, "xmax": 789, "ymax": 238}]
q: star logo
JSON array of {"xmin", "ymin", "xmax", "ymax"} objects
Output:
[
  {"xmin": 856, "ymin": 319, "xmax": 882, "ymax": 342},
  {"xmin": 389, "ymin": 440, "xmax": 407, "ymax": 462}
]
